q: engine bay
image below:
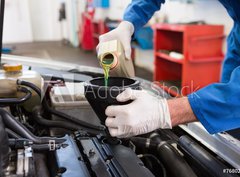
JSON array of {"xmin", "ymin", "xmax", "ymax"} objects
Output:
[{"xmin": 0, "ymin": 60, "xmax": 240, "ymax": 177}]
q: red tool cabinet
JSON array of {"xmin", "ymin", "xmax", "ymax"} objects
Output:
[
  {"xmin": 80, "ymin": 12, "xmax": 94, "ymax": 51},
  {"xmin": 153, "ymin": 24, "xmax": 225, "ymax": 96},
  {"xmin": 80, "ymin": 13, "xmax": 108, "ymax": 51},
  {"xmin": 92, "ymin": 20, "xmax": 109, "ymax": 49}
]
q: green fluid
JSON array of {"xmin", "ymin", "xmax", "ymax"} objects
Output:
[
  {"xmin": 103, "ymin": 65, "xmax": 110, "ymax": 86},
  {"xmin": 101, "ymin": 54, "xmax": 114, "ymax": 87}
]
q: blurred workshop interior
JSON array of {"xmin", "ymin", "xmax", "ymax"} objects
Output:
[
  {"xmin": 1, "ymin": 1, "xmax": 240, "ymax": 177},
  {"xmin": 2, "ymin": 0, "xmax": 232, "ymax": 82}
]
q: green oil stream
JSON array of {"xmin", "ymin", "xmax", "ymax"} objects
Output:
[{"xmin": 101, "ymin": 54, "xmax": 114, "ymax": 86}]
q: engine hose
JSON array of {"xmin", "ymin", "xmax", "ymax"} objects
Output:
[
  {"xmin": 157, "ymin": 141, "xmax": 197, "ymax": 177},
  {"xmin": 178, "ymin": 135, "xmax": 238, "ymax": 177},
  {"xmin": 138, "ymin": 154, "xmax": 167, "ymax": 177},
  {"xmin": 149, "ymin": 132, "xmax": 169, "ymax": 145},
  {"xmin": 6, "ymin": 128, "xmax": 22, "ymax": 139},
  {"xmin": 130, "ymin": 135, "xmax": 197, "ymax": 177},
  {"xmin": 8, "ymin": 139, "xmax": 68, "ymax": 151},
  {"xmin": 130, "ymin": 137, "xmax": 160, "ymax": 149},
  {"xmin": 0, "ymin": 116, "xmax": 10, "ymax": 171},
  {"xmin": 17, "ymin": 79, "xmax": 41, "ymax": 97},
  {"xmin": 17, "ymin": 79, "xmax": 105, "ymax": 131},
  {"xmin": 32, "ymin": 106, "xmax": 103, "ymax": 135},
  {"xmin": 31, "ymin": 144, "xmax": 62, "ymax": 151},
  {"xmin": 0, "ymin": 108, "xmax": 65, "ymax": 144},
  {"xmin": 150, "ymin": 132, "xmax": 197, "ymax": 177},
  {"xmin": 0, "ymin": 87, "xmax": 32, "ymax": 105}
]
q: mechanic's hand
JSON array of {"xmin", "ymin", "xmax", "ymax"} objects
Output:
[
  {"xmin": 98, "ymin": 21, "xmax": 134, "ymax": 60},
  {"xmin": 105, "ymin": 88, "xmax": 172, "ymax": 138}
]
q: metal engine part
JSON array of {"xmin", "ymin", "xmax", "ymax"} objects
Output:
[
  {"xmin": 54, "ymin": 133, "xmax": 154, "ymax": 177},
  {"xmin": 5, "ymin": 147, "xmax": 35, "ymax": 177}
]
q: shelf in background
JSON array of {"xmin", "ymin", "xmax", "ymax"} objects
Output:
[
  {"xmin": 155, "ymin": 52, "xmax": 183, "ymax": 64},
  {"xmin": 153, "ymin": 24, "xmax": 224, "ymax": 95}
]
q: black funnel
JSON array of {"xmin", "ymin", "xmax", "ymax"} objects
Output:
[{"xmin": 84, "ymin": 77, "xmax": 140, "ymax": 124}]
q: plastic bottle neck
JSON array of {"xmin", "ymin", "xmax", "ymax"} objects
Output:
[{"xmin": 100, "ymin": 53, "xmax": 118, "ymax": 69}]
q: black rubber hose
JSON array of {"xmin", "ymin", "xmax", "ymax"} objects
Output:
[
  {"xmin": 0, "ymin": 87, "xmax": 32, "ymax": 105},
  {"xmin": 6, "ymin": 128, "xmax": 22, "ymax": 139},
  {"xmin": 8, "ymin": 139, "xmax": 33, "ymax": 148},
  {"xmin": 0, "ymin": 116, "xmax": 10, "ymax": 170},
  {"xmin": 32, "ymin": 106, "xmax": 103, "ymax": 135},
  {"xmin": 150, "ymin": 133, "xmax": 196, "ymax": 177},
  {"xmin": 179, "ymin": 135, "xmax": 239, "ymax": 177},
  {"xmin": 17, "ymin": 79, "xmax": 105, "ymax": 131},
  {"xmin": 157, "ymin": 142, "xmax": 197, "ymax": 177},
  {"xmin": 32, "ymin": 144, "xmax": 57, "ymax": 151},
  {"xmin": 0, "ymin": 108, "xmax": 65, "ymax": 144},
  {"xmin": 138, "ymin": 154, "xmax": 167, "ymax": 177},
  {"xmin": 32, "ymin": 143, "xmax": 68, "ymax": 151},
  {"xmin": 131, "ymin": 135, "xmax": 197, "ymax": 177},
  {"xmin": 8, "ymin": 139, "xmax": 68, "ymax": 151},
  {"xmin": 17, "ymin": 79, "xmax": 42, "ymax": 96},
  {"xmin": 130, "ymin": 137, "xmax": 160, "ymax": 149}
]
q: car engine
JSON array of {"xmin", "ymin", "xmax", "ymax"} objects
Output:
[{"xmin": 0, "ymin": 63, "xmax": 239, "ymax": 177}]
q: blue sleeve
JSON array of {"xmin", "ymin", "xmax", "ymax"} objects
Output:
[
  {"xmin": 188, "ymin": 23, "xmax": 240, "ymax": 134},
  {"xmin": 123, "ymin": 0, "xmax": 165, "ymax": 32},
  {"xmin": 221, "ymin": 23, "xmax": 240, "ymax": 83}
]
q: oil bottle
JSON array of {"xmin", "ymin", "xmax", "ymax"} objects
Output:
[
  {"xmin": 97, "ymin": 40, "xmax": 135, "ymax": 86},
  {"xmin": 0, "ymin": 63, "xmax": 43, "ymax": 111}
]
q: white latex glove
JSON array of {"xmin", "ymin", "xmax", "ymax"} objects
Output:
[
  {"xmin": 105, "ymin": 88, "xmax": 172, "ymax": 138},
  {"xmin": 98, "ymin": 21, "xmax": 134, "ymax": 60}
]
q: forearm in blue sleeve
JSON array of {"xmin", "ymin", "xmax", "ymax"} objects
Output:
[
  {"xmin": 123, "ymin": 0, "xmax": 165, "ymax": 32},
  {"xmin": 188, "ymin": 66, "xmax": 240, "ymax": 134}
]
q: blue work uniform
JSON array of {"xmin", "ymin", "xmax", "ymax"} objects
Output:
[{"xmin": 124, "ymin": 0, "xmax": 240, "ymax": 134}]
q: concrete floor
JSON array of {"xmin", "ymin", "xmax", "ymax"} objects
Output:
[{"xmin": 5, "ymin": 41, "xmax": 153, "ymax": 81}]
